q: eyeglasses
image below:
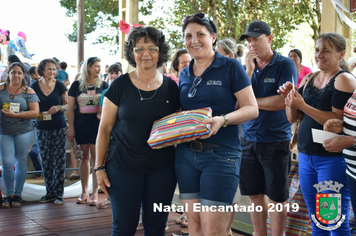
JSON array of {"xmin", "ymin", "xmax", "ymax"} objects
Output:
[
  {"xmin": 181, "ymin": 13, "xmax": 210, "ymax": 26},
  {"xmin": 133, "ymin": 46, "xmax": 159, "ymax": 54},
  {"xmin": 188, "ymin": 76, "xmax": 202, "ymax": 98},
  {"xmin": 179, "ymin": 61, "xmax": 191, "ymax": 66}
]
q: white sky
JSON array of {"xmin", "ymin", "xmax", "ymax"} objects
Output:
[{"xmin": 0, "ymin": 0, "xmax": 120, "ymax": 77}]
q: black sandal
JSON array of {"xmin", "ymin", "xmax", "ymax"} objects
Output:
[
  {"xmin": 1, "ymin": 196, "xmax": 13, "ymax": 208},
  {"xmin": 181, "ymin": 215, "xmax": 188, "ymax": 228},
  {"xmin": 12, "ymin": 196, "xmax": 22, "ymax": 207}
]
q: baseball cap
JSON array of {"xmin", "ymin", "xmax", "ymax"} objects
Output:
[{"xmin": 239, "ymin": 20, "xmax": 271, "ymax": 41}]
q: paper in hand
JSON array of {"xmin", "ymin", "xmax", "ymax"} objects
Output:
[{"xmin": 312, "ymin": 128, "xmax": 340, "ymax": 144}]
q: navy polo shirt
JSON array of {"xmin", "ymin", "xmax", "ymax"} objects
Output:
[
  {"xmin": 240, "ymin": 51, "xmax": 298, "ymax": 142},
  {"xmin": 179, "ymin": 51, "xmax": 251, "ymax": 150}
]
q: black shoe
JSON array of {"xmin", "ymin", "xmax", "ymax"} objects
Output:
[{"xmin": 39, "ymin": 195, "xmax": 56, "ymax": 203}]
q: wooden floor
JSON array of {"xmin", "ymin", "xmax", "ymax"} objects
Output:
[{"xmin": 0, "ymin": 193, "xmax": 246, "ymax": 236}]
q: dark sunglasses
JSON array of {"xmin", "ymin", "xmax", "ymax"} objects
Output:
[{"xmin": 181, "ymin": 13, "xmax": 210, "ymax": 26}]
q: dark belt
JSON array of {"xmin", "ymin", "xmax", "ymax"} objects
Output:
[{"xmin": 189, "ymin": 140, "xmax": 220, "ymax": 152}]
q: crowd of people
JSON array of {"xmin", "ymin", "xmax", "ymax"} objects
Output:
[{"xmin": 1, "ymin": 12, "xmax": 356, "ymax": 236}]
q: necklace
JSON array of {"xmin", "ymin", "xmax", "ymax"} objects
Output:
[
  {"xmin": 137, "ymin": 87, "xmax": 158, "ymax": 101},
  {"xmin": 135, "ymin": 71, "xmax": 156, "ymax": 89},
  {"xmin": 134, "ymin": 71, "xmax": 160, "ymax": 101},
  {"xmin": 8, "ymin": 86, "xmax": 24, "ymax": 100}
]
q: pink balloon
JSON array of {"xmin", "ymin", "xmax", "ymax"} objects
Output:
[
  {"xmin": 0, "ymin": 34, "xmax": 9, "ymax": 45},
  {"xmin": 17, "ymin": 31, "xmax": 26, "ymax": 42}
]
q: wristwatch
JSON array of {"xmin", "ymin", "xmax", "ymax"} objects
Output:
[
  {"xmin": 94, "ymin": 166, "xmax": 105, "ymax": 172},
  {"xmin": 221, "ymin": 114, "xmax": 229, "ymax": 128}
]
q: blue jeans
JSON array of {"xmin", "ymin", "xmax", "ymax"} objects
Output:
[
  {"xmin": 0, "ymin": 131, "xmax": 34, "ymax": 196},
  {"xmin": 29, "ymin": 144, "xmax": 42, "ymax": 176},
  {"xmin": 175, "ymin": 144, "xmax": 240, "ymax": 205},
  {"xmin": 299, "ymin": 152, "xmax": 350, "ymax": 235},
  {"xmin": 347, "ymin": 174, "xmax": 356, "ymax": 218},
  {"xmin": 106, "ymin": 164, "xmax": 176, "ymax": 236}
]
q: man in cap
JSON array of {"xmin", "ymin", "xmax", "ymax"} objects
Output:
[{"xmin": 239, "ymin": 20, "xmax": 298, "ymax": 236}]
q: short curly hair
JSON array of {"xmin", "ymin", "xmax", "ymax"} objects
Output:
[
  {"xmin": 124, "ymin": 26, "xmax": 170, "ymax": 68},
  {"xmin": 171, "ymin": 49, "xmax": 189, "ymax": 72},
  {"xmin": 37, "ymin": 58, "xmax": 57, "ymax": 77}
]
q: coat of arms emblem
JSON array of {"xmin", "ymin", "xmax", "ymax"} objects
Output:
[{"xmin": 311, "ymin": 181, "xmax": 346, "ymax": 231}]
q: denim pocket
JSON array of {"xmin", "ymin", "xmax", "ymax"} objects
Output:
[{"xmin": 211, "ymin": 147, "xmax": 241, "ymax": 162}]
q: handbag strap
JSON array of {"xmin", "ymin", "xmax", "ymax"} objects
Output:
[
  {"xmin": 302, "ymin": 71, "xmax": 319, "ymax": 95},
  {"xmin": 296, "ymin": 72, "xmax": 319, "ymax": 122}
]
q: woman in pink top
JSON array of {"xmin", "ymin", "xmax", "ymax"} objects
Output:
[{"xmin": 288, "ymin": 49, "xmax": 312, "ymax": 87}]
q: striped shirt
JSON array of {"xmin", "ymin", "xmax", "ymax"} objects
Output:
[{"xmin": 343, "ymin": 89, "xmax": 356, "ymax": 180}]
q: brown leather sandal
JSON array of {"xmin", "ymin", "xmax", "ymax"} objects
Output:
[
  {"xmin": 1, "ymin": 196, "xmax": 13, "ymax": 208},
  {"xmin": 12, "ymin": 196, "xmax": 22, "ymax": 207},
  {"xmin": 97, "ymin": 197, "xmax": 110, "ymax": 209}
]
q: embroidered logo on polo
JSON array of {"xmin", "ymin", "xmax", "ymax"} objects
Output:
[
  {"xmin": 264, "ymin": 78, "xmax": 275, "ymax": 83},
  {"xmin": 311, "ymin": 181, "xmax": 345, "ymax": 231},
  {"xmin": 206, "ymin": 80, "xmax": 222, "ymax": 86}
]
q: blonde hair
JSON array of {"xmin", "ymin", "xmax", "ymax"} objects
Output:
[
  {"xmin": 236, "ymin": 44, "xmax": 245, "ymax": 58},
  {"xmin": 78, "ymin": 57, "xmax": 103, "ymax": 92},
  {"xmin": 217, "ymin": 38, "xmax": 245, "ymax": 59}
]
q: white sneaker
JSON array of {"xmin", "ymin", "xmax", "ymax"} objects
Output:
[{"xmin": 54, "ymin": 197, "xmax": 64, "ymax": 205}]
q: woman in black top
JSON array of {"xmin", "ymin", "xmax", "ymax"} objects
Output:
[
  {"xmin": 95, "ymin": 26, "xmax": 180, "ymax": 236},
  {"xmin": 279, "ymin": 32, "xmax": 356, "ymax": 235},
  {"xmin": 31, "ymin": 58, "xmax": 68, "ymax": 204},
  {"xmin": 67, "ymin": 57, "xmax": 108, "ymax": 206}
]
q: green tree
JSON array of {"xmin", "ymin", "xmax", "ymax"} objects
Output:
[
  {"xmin": 140, "ymin": 0, "xmax": 322, "ymax": 52},
  {"xmin": 59, "ymin": 0, "xmax": 321, "ymax": 54},
  {"xmin": 59, "ymin": 0, "xmax": 120, "ymax": 54}
]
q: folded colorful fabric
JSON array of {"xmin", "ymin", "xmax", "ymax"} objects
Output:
[{"xmin": 148, "ymin": 107, "xmax": 212, "ymax": 149}]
